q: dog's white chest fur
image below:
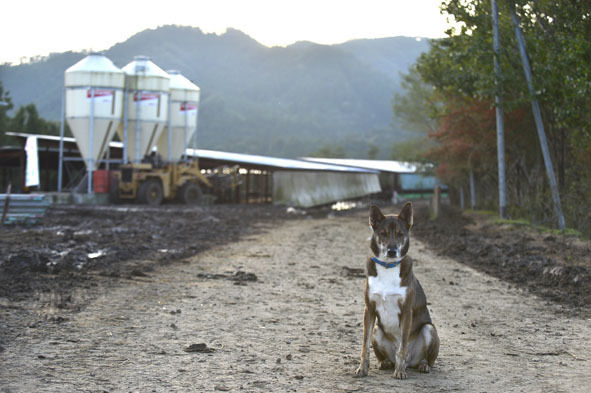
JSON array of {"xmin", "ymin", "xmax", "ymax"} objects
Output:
[{"xmin": 368, "ymin": 264, "xmax": 407, "ymax": 337}]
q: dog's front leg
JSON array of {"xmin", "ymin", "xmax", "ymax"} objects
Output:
[
  {"xmin": 355, "ymin": 305, "xmax": 375, "ymax": 377},
  {"xmin": 394, "ymin": 305, "xmax": 412, "ymax": 379}
]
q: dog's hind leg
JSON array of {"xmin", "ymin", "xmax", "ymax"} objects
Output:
[
  {"xmin": 424, "ymin": 324, "xmax": 440, "ymax": 369},
  {"xmin": 407, "ymin": 323, "xmax": 439, "ymax": 373}
]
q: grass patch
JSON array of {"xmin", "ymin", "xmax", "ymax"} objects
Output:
[
  {"xmin": 472, "ymin": 209, "xmax": 498, "ymax": 216},
  {"xmin": 491, "ymin": 217, "xmax": 530, "ymax": 227},
  {"xmin": 471, "ymin": 211, "xmax": 584, "ymax": 239},
  {"xmin": 538, "ymin": 226, "xmax": 583, "ymax": 238},
  {"xmin": 399, "ymin": 192, "xmax": 449, "ymax": 200}
]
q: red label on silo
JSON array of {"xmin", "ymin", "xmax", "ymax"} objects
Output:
[
  {"xmin": 87, "ymin": 89, "xmax": 114, "ymax": 103},
  {"xmin": 133, "ymin": 92, "xmax": 159, "ymax": 106},
  {"xmin": 180, "ymin": 103, "xmax": 197, "ymax": 112}
]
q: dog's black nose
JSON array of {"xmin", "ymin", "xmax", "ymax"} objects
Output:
[{"xmin": 387, "ymin": 249, "xmax": 396, "ymax": 258}]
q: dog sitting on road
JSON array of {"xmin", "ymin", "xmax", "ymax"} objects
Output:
[{"xmin": 355, "ymin": 203, "xmax": 439, "ymax": 379}]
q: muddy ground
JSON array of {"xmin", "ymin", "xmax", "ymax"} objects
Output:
[
  {"xmin": 1, "ymin": 201, "xmax": 590, "ymax": 392},
  {"xmin": 413, "ymin": 205, "xmax": 591, "ymax": 313}
]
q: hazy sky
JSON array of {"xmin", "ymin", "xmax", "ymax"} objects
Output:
[{"xmin": 2, "ymin": 0, "xmax": 450, "ymax": 65}]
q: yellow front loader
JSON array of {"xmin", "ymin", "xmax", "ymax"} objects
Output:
[{"xmin": 112, "ymin": 159, "xmax": 211, "ymax": 205}]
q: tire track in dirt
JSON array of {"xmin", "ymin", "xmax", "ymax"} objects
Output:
[{"xmin": 1, "ymin": 213, "xmax": 590, "ymax": 392}]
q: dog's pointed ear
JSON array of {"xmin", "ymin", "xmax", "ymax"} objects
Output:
[
  {"xmin": 399, "ymin": 202, "xmax": 413, "ymax": 230},
  {"xmin": 369, "ymin": 205, "xmax": 385, "ymax": 230}
]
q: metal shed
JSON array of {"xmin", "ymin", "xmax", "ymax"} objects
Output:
[
  {"xmin": 2, "ymin": 133, "xmax": 382, "ymax": 207},
  {"xmin": 187, "ymin": 149, "xmax": 381, "ymax": 207}
]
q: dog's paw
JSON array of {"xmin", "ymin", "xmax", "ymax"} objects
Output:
[
  {"xmin": 393, "ymin": 368, "xmax": 407, "ymax": 380},
  {"xmin": 354, "ymin": 365, "xmax": 368, "ymax": 378},
  {"xmin": 418, "ymin": 362, "xmax": 431, "ymax": 373}
]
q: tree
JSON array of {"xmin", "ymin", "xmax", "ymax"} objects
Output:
[
  {"xmin": 0, "ymin": 81, "xmax": 14, "ymax": 144},
  {"xmin": 9, "ymin": 103, "xmax": 59, "ymax": 135},
  {"xmin": 395, "ymin": 0, "xmax": 591, "ymax": 231},
  {"xmin": 391, "ymin": 65, "xmax": 441, "ymax": 164},
  {"xmin": 392, "ymin": 64, "xmax": 441, "ymax": 136},
  {"xmin": 307, "ymin": 144, "xmax": 346, "ymax": 158},
  {"xmin": 367, "ymin": 143, "xmax": 379, "ymax": 160}
]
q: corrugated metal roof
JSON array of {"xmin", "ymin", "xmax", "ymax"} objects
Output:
[
  {"xmin": 7, "ymin": 132, "xmax": 75, "ymax": 144},
  {"xmin": 301, "ymin": 157, "xmax": 418, "ymax": 174},
  {"xmin": 187, "ymin": 148, "xmax": 377, "ymax": 173},
  {"xmin": 5, "ymin": 133, "xmax": 377, "ymax": 173}
]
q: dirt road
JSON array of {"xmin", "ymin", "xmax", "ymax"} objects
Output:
[{"xmin": 1, "ymin": 210, "xmax": 590, "ymax": 392}]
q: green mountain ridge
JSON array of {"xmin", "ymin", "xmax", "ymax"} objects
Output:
[{"xmin": 0, "ymin": 25, "xmax": 429, "ymax": 158}]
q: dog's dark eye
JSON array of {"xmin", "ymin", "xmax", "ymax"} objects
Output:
[{"xmin": 379, "ymin": 230, "xmax": 387, "ymax": 237}]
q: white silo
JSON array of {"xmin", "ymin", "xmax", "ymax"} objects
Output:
[
  {"xmin": 156, "ymin": 70, "xmax": 201, "ymax": 161},
  {"xmin": 118, "ymin": 56, "xmax": 169, "ymax": 163},
  {"xmin": 64, "ymin": 53, "xmax": 124, "ymax": 187}
]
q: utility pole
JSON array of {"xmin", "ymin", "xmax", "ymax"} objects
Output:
[
  {"xmin": 491, "ymin": 0, "xmax": 507, "ymax": 218},
  {"xmin": 469, "ymin": 167, "xmax": 476, "ymax": 210},
  {"xmin": 510, "ymin": 8, "xmax": 566, "ymax": 230},
  {"xmin": 58, "ymin": 87, "xmax": 65, "ymax": 191}
]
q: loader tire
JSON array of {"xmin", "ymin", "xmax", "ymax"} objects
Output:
[
  {"xmin": 179, "ymin": 182, "xmax": 202, "ymax": 205},
  {"xmin": 138, "ymin": 179, "xmax": 163, "ymax": 206}
]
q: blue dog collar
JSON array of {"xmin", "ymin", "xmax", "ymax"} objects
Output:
[{"xmin": 371, "ymin": 256, "xmax": 402, "ymax": 269}]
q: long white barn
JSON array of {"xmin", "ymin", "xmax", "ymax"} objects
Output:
[{"xmin": 5, "ymin": 132, "xmax": 386, "ymax": 207}]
